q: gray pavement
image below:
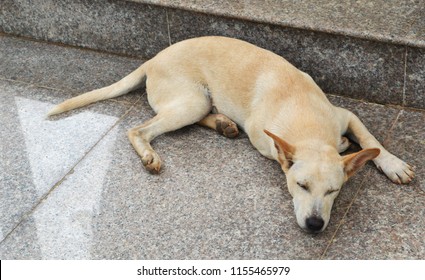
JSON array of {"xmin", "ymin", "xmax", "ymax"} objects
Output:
[{"xmin": 0, "ymin": 35, "xmax": 424, "ymax": 259}]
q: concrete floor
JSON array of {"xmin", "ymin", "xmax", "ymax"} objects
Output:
[{"xmin": 0, "ymin": 35, "xmax": 424, "ymax": 259}]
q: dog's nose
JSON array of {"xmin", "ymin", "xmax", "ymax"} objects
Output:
[{"xmin": 305, "ymin": 216, "xmax": 324, "ymax": 232}]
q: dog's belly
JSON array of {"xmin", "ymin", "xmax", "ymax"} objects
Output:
[{"xmin": 210, "ymin": 95, "xmax": 250, "ymax": 128}]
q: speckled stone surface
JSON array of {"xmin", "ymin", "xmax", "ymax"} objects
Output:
[
  {"xmin": 0, "ymin": 0, "xmax": 169, "ymax": 58},
  {"xmin": 0, "ymin": 79, "xmax": 131, "ymax": 245},
  {"xmin": 405, "ymin": 47, "xmax": 425, "ymax": 109},
  {"xmin": 138, "ymin": 0, "xmax": 425, "ymax": 48},
  {"xmin": 388, "ymin": 110, "xmax": 425, "ymax": 193},
  {"xmin": 0, "ymin": 35, "xmax": 423, "ymax": 259},
  {"xmin": 0, "ymin": 35, "xmax": 145, "ymax": 105},
  {"xmin": 0, "ymin": 35, "xmax": 140, "ymax": 249}
]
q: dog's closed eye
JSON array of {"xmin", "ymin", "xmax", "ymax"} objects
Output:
[
  {"xmin": 325, "ymin": 188, "xmax": 340, "ymax": 196},
  {"xmin": 297, "ymin": 182, "xmax": 309, "ymax": 192}
]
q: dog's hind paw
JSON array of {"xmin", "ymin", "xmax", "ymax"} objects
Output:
[
  {"xmin": 215, "ymin": 117, "xmax": 239, "ymax": 138},
  {"xmin": 375, "ymin": 153, "xmax": 415, "ymax": 184}
]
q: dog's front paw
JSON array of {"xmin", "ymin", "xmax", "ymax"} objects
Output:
[
  {"xmin": 141, "ymin": 150, "xmax": 161, "ymax": 174},
  {"xmin": 375, "ymin": 153, "xmax": 415, "ymax": 184}
]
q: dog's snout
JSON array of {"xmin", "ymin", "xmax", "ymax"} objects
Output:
[{"xmin": 305, "ymin": 216, "xmax": 324, "ymax": 232}]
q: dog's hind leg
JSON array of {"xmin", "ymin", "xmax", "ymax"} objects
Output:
[
  {"xmin": 337, "ymin": 136, "xmax": 351, "ymax": 153},
  {"xmin": 197, "ymin": 113, "xmax": 239, "ymax": 138},
  {"xmin": 128, "ymin": 81, "xmax": 211, "ymax": 173}
]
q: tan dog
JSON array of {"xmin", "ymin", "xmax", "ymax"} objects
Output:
[{"xmin": 48, "ymin": 36, "xmax": 415, "ymax": 233}]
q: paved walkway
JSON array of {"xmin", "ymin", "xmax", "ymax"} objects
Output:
[{"xmin": 0, "ymin": 35, "xmax": 423, "ymax": 259}]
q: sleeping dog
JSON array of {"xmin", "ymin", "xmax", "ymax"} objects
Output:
[{"xmin": 48, "ymin": 37, "xmax": 415, "ymax": 232}]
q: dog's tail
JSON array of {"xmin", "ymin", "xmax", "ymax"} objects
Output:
[{"xmin": 47, "ymin": 62, "xmax": 148, "ymax": 116}]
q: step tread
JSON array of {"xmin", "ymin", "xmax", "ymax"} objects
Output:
[{"xmin": 136, "ymin": 0, "xmax": 425, "ymax": 47}]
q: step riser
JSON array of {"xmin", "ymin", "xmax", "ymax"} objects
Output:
[
  {"xmin": 1, "ymin": 0, "xmax": 424, "ymax": 109},
  {"xmin": 0, "ymin": 0, "xmax": 170, "ymax": 58}
]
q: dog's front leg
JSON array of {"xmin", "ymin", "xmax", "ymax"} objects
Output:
[{"xmin": 340, "ymin": 108, "xmax": 415, "ymax": 184}]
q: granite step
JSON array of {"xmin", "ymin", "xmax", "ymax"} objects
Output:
[{"xmin": 1, "ymin": 0, "xmax": 424, "ymax": 109}]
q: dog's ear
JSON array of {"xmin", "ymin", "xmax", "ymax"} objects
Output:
[
  {"xmin": 264, "ymin": 130, "xmax": 296, "ymax": 168},
  {"xmin": 343, "ymin": 148, "xmax": 380, "ymax": 178}
]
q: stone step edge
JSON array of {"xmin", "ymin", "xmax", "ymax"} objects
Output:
[{"xmin": 134, "ymin": 0, "xmax": 424, "ymax": 49}]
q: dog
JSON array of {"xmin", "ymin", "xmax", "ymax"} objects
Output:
[{"xmin": 48, "ymin": 36, "xmax": 415, "ymax": 233}]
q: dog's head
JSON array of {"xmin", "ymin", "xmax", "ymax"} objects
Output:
[{"xmin": 265, "ymin": 130, "xmax": 379, "ymax": 233}]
